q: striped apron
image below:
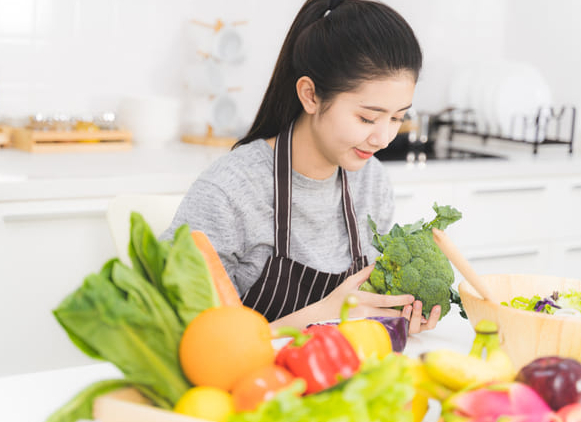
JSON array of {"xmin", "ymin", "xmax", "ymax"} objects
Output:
[{"xmin": 241, "ymin": 122, "xmax": 368, "ymax": 322}]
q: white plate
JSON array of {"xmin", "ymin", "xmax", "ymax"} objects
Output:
[{"xmin": 492, "ymin": 61, "xmax": 552, "ymax": 141}]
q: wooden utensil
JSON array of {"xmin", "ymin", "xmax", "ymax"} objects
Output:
[{"xmin": 432, "ymin": 228, "xmax": 495, "ymax": 302}]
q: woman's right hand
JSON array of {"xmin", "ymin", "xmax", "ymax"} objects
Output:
[{"xmin": 318, "ymin": 264, "xmax": 440, "ymax": 334}]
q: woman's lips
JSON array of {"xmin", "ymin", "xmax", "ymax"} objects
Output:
[{"xmin": 354, "ymin": 148, "xmax": 374, "ymax": 159}]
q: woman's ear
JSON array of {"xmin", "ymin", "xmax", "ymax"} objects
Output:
[{"xmin": 296, "ymin": 76, "xmax": 318, "ymax": 115}]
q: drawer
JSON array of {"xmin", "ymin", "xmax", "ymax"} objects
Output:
[
  {"xmin": 461, "ymin": 243, "xmax": 549, "ymax": 277},
  {"xmin": 453, "ymin": 179, "xmax": 552, "ymax": 247}
]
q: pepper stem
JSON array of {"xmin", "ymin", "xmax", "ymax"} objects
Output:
[
  {"xmin": 340, "ymin": 294, "xmax": 359, "ymax": 323},
  {"xmin": 272, "ymin": 326, "xmax": 312, "ymax": 347}
]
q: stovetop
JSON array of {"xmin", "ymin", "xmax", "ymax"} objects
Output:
[{"xmin": 374, "ymin": 133, "xmax": 506, "ymax": 162}]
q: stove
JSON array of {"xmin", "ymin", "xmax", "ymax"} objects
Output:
[{"xmin": 374, "ymin": 133, "xmax": 506, "ymax": 162}]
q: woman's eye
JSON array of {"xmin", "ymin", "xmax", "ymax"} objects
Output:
[
  {"xmin": 359, "ymin": 116, "xmax": 375, "ymax": 124},
  {"xmin": 392, "ymin": 117, "xmax": 405, "ymax": 123}
]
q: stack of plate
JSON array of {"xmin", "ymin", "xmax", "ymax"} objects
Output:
[{"xmin": 448, "ymin": 60, "xmax": 552, "ymax": 142}]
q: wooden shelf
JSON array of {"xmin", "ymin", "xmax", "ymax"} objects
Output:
[
  {"xmin": 11, "ymin": 128, "xmax": 132, "ymax": 153},
  {"xmin": 181, "ymin": 134, "xmax": 237, "ymax": 148},
  {"xmin": 0, "ymin": 125, "xmax": 12, "ymax": 147}
]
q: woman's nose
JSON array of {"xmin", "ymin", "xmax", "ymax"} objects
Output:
[{"xmin": 370, "ymin": 123, "xmax": 398, "ymax": 149}]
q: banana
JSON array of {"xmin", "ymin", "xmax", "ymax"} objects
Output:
[{"xmin": 420, "ymin": 320, "xmax": 515, "ymax": 392}]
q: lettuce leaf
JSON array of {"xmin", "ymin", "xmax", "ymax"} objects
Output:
[{"xmin": 230, "ymin": 353, "xmax": 416, "ymax": 422}]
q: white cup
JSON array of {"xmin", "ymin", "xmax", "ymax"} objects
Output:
[
  {"xmin": 183, "ymin": 94, "xmax": 239, "ymax": 137},
  {"xmin": 117, "ymin": 96, "xmax": 181, "ymax": 148},
  {"xmin": 212, "ymin": 25, "xmax": 245, "ymax": 63}
]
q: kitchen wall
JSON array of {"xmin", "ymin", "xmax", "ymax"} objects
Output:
[{"xmin": 0, "ymin": 0, "xmax": 579, "ymax": 146}]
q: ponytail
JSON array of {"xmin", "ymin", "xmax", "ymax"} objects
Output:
[{"xmin": 234, "ymin": 0, "xmax": 422, "ymax": 148}]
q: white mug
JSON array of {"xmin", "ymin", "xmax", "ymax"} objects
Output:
[
  {"xmin": 212, "ymin": 25, "xmax": 245, "ymax": 63},
  {"xmin": 184, "ymin": 60, "xmax": 225, "ymax": 96}
]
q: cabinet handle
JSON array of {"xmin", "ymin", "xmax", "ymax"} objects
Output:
[
  {"xmin": 566, "ymin": 245, "xmax": 581, "ymax": 253},
  {"xmin": 573, "ymin": 184, "xmax": 581, "ymax": 190},
  {"xmin": 394, "ymin": 191, "xmax": 414, "ymax": 200},
  {"xmin": 467, "ymin": 248, "xmax": 540, "ymax": 262},
  {"xmin": 473, "ymin": 185, "xmax": 546, "ymax": 195}
]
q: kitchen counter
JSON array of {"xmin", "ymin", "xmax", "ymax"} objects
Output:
[
  {"xmin": 0, "ymin": 140, "xmax": 580, "ymax": 202},
  {"xmin": 0, "ymin": 309, "xmax": 474, "ymax": 422}
]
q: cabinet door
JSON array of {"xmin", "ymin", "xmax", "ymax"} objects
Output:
[
  {"xmin": 561, "ymin": 243, "xmax": 581, "ymax": 278},
  {"xmin": 462, "ymin": 243, "xmax": 549, "ymax": 276},
  {"xmin": 550, "ymin": 240, "xmax": 581, "ymax": 279},
  {"xmin": 564, "ymin": 179, "xmax": 581, "ymax": 238},
  {"xmin": 0, "ymin": 198, "xmax": 114, "ymax": 376},
  {"xmin": 453, "ymin": 179, "xmax": 552, "ymax": 248}
]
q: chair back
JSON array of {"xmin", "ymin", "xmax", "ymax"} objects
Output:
[{"xmin": 107, "ymin": 194, "xmax": 183, "ymax": 264}]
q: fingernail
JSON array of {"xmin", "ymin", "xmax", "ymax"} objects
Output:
[{"xmin": 413, "ymin": 301, "xmax": 422, "ymax": 310}]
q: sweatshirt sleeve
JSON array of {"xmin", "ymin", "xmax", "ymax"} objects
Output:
[{"xmin": 159, "ymin": 178, "xmax": 243, "ymax": 293}]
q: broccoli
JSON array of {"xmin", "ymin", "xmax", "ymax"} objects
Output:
[{"xmin": 360, "ymin": 203, "xmax": 466, "ymax": 320}]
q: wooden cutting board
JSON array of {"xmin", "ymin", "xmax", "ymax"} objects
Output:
[{"xmin": 93, "ymin": 387, "xmax": 210, "ymax": 422}]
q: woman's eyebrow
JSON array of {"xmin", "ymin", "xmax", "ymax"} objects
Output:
[{"xmin": 360, "ymin": 104, "xmax": 412, "ymax": 113}]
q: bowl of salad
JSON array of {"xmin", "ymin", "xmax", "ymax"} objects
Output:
[{"xmin": 458, "ymin": 274, "xmax": 581, "ymax": 370}]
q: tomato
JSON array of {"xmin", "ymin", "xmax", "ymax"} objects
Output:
[{"xmin": 231, "ymin": 364, "xmax": 296, "ymax": 412}]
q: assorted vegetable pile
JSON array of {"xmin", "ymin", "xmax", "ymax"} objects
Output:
[
  {"xmin": 48, "ymin": 213, "xmax": 423, "ymax": 422},
  {"xmin": 47, "ymin": 212, "xmax": 581, "ymax": 422},
  {"xmin": 501, "ymin": 290, "xmax": 581, "ymax": 317},
  {"xmin": 361, "ymin": 203, "xmax": 466, "ymax": 319}
]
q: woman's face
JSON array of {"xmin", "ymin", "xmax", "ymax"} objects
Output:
[{"xmin": 310, "ymin": 72, "xmax": 416, "ymax": 173}]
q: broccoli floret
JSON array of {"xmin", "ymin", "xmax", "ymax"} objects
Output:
[{"xmin": 363, "ymin": 203, "xmax": 464, "ymax": 320}]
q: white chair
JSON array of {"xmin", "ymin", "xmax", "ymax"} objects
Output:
[{"xmin": 106, "ymin": 194, "xmax": 184, "ymax": 264}]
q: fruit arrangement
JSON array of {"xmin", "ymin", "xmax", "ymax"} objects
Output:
[{"xmin": 47, "ymin": 213, "xmax": 581, "ymax": 422}]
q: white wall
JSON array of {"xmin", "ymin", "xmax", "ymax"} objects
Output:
[{"xmin": 0, "ymin": 0, "xmax": 579, "ymax": 145}]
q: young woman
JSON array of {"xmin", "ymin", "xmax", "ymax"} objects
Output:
[{"xmin": 162, "ymin": 0, "xmax": 441, "ymax": 333}]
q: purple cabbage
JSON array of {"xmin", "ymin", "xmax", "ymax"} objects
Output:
[
  {"xmin": 366, "ymin": 316, "xmax": 409, "ymax": 352},
  {"xmin": 533, "ymin": 298, "xmax": 561, "ymax": 313}
]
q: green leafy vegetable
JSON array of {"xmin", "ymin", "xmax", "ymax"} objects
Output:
[
  {"xmin": 49, "ymin": 212, "xmax": 221, "ymax": 422},
  {"xmin": 501, "ymin": 290, "xmax": 581, "ymax": 315},
  {"xmin": 230, "ymin": 353, "xmax": 416, "ymax": 422},
  {"xmin": 161, "ymin": 224, "xmax": 220, "ymax": 324},
  {"xmin": 361, "ymin": 203, "xmax": 464, "ymax": 319}
]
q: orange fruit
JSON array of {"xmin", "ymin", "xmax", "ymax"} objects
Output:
[{"xmin": 179, "ymin": 305, "xmax": 275, "ymax": 391}]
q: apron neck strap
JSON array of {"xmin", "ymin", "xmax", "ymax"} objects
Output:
[{"xmin": 273, "ymin": 122, "xmax": 363, "ymax": 259}]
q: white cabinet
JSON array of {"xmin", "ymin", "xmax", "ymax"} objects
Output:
[
  {"xmin": 393, "ymin": 172, "xmax": 580, "ymax": 281},
  {"xmin": 453, "ymin": 179, "xmax": 552, "ymax": 248},
  {"xmin": 0, "ymin": 198, "xmax": 115, "ymax": 376}
]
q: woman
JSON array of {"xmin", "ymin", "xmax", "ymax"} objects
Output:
[{"xmin": 162, "ymin": 0, "xmax": 441, "ymax": 333}]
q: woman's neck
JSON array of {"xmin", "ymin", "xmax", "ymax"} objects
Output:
[{"xmin": 291, "ymin": 114, "xmax": 338, "ymax": 180}]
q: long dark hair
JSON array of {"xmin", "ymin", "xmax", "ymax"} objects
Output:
[{"xmin": 234, "ymin": 0, "xmax": 422, "ymax": 148}]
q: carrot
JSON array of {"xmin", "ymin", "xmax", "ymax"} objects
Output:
[{"xmin": 191, "ymin": 230, "xmax": 243, "ymax": 307}]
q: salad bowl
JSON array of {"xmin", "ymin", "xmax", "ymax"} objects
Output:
[{"xmin": 458, "ymin": 274, "xmax": 581, "ymax": 371}]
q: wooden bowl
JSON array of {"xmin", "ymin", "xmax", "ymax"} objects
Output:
[{"xmin": 458, "ymin": 274, "xmax": 581, "ymax": 370}]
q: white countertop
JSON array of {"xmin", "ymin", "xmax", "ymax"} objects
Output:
[
  {"xmin": 0, "ymin": 139, "xmax": 579, "ymax": 202},
  {"xmin": 0, "ymin": 309, "xmax": 474, "ymax": 422}
]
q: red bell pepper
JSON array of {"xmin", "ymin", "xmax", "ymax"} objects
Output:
[{"xmin": 274, "ymin": 324, "xmax": 360, "ymax": 394}]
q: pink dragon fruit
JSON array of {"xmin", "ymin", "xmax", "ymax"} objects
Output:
[{"xmin": 440, "ymin": 382, "xmax": 560, "ymax": 422}]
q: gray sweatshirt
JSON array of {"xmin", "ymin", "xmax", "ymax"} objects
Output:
[{"xmin": 160, "ymin": 139, "xmax": 395, "ymax": 295}]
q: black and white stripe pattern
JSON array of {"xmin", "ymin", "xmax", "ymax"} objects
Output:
[{"xmin": 241, "ymin": 123, "xmax": 368, "ymax": 322}]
